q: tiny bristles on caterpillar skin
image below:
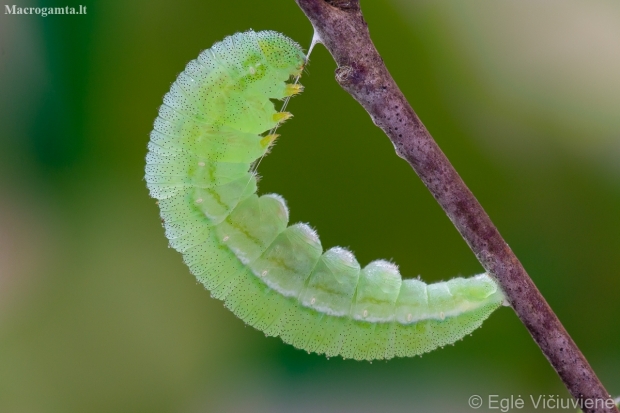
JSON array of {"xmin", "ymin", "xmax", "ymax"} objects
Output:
[{"xmin": 145, "ymin": 29, "xmax": 505, "ymax": 361}]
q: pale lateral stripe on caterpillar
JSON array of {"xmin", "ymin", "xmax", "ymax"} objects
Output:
[{"xmin": 145, "ymin": 30, "xmax": 505, "ymax": 360}]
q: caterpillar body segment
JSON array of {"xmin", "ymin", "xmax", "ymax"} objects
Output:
[{"xmin": 146, "ymin": 30, "xmax": 505, "ymax": 361}]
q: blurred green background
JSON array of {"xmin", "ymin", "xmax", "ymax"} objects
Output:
[{"xmin": 1, "ymin": 0, "xmax": 618, "ymax": 412}]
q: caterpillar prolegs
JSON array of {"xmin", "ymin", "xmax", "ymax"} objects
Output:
[{"xmin": 145, "ymin": 30, "xmax": 505, "ymax": 361}]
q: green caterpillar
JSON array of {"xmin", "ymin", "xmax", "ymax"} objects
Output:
[{"xmin": 145, "ymin": 30, "xmax": 505, "ymax": 360}]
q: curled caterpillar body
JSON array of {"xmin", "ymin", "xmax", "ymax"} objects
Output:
[{"xmin": 146, "ymin": 30, "xmax": 505, "ymax": 361}]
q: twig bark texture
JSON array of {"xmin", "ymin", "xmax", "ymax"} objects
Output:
[{"xmin": 295, "ymin": 1, "xmax": 617, "ymax": 412}]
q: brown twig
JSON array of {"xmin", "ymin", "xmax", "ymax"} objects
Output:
[{"xmin": 295, "ymin": 1, "xmax": 617, "ymax": 412}]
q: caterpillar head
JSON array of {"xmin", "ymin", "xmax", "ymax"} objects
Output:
[{"xmin": 255, "ymin": 30, "xmax": 306, "ymax": 76}]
